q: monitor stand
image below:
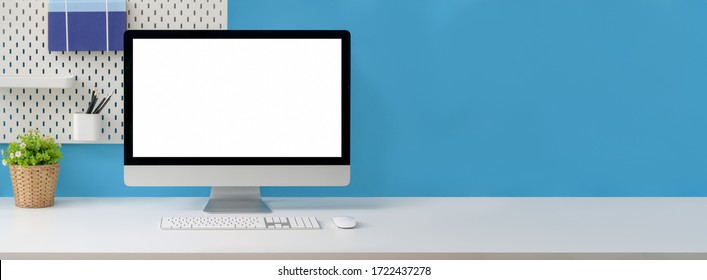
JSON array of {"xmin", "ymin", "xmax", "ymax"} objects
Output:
[{"xmin": 203, "ymin": 187, "xmax": 272, "ymax": 213}]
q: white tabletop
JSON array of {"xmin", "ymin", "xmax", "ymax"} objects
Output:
[{"xmin": 1, "ymin": 197, "xmax": 706, "ymax": 259}]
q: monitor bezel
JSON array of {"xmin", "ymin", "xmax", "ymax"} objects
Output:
[{"xmin": 124, "ymin": 30, "xmax": 350, "ymax": 166}]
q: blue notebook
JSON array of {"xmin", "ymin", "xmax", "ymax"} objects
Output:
[{"xmin": 48, "ymin": 0, "xmax": 127, "ymax": 51}]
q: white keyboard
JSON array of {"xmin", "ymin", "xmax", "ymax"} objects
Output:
[{"xmin": 160, "ymin": 216, "xmax": 320, "ymax": 230}]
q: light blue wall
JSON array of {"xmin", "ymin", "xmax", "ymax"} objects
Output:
[{"xmin": 1, "ymin": 0, "xmax": 707, "ymax": 197}]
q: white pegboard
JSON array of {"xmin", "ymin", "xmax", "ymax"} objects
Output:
[{"xmin": 0, "ymin": 0, "xmax": 227, "ymax": 143}]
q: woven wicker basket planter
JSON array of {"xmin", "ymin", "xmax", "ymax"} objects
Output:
[{"xmin": 9, "ymin": 163, "xmax": 60, "ymax": 208}]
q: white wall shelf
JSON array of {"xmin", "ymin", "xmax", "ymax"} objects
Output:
[{"xmin": 0, "ymin": 74, "xmax": 76, "ymax": 89}]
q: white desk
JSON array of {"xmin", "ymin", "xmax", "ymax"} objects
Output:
[{"xmin": 1, "ymin": 197, "xmax": 706, "ymax": 259}]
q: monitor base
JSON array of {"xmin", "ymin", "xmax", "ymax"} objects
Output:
[{"xmin": 203, "ymin": 187, "xmax": 272, "ymax": 213}]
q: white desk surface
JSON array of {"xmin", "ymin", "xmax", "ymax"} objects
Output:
[{"xmin": 1, "ymin": 197, "xmax": 706, "ymax": 259}]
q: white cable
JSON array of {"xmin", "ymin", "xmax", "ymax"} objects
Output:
[
  {"xmin": 105, "ymin": 0, "xmax": 109, "ymax": 51},
  {"xmin": 64, "ymin": 0, "xmax": 69, "ymax": 51}
]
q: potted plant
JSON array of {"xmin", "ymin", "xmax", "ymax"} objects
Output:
[{"xmin": 2, "ymin": 130, "xmax": 63, "ymax": 208}]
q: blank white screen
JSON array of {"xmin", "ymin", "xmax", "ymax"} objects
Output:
[{"xmin": 132, "ymin": 39, "xmax": 342, "ymax": 157}]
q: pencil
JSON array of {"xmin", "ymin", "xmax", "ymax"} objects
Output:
[
  {"xmin": 94, "ymin": 90, "xmax": 114, "ymax": 114},
  {"xmin": 86, "ymin": 89, "xmax": 98, "ymax": 114}
]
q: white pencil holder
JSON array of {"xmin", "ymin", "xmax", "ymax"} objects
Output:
[{"xmin": 73, "ymin": 114, "xmax": 101, "ymax": 141}]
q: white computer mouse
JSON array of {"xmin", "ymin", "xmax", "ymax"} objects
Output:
[{"xmin": 332, "ymin": 216, "xmax": 356, "ymax": 229}]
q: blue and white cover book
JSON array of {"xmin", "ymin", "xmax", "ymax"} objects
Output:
[{"xmin": 48, "ymin": 0, "xmax": 127, "ymax": 51}]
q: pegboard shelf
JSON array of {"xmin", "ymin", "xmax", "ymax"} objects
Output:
[
  {"xmin": 0, "ymin": 74, "xmax": 76, "ymax": 89},
  {"xmin": 1, "ymin": 0, "xmax": 227, "ymax": 144}
]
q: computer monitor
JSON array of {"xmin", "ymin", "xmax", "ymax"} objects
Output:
[{"xmin": 123, "ymin": 30, "xmax": 350, "ymax": 213}]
